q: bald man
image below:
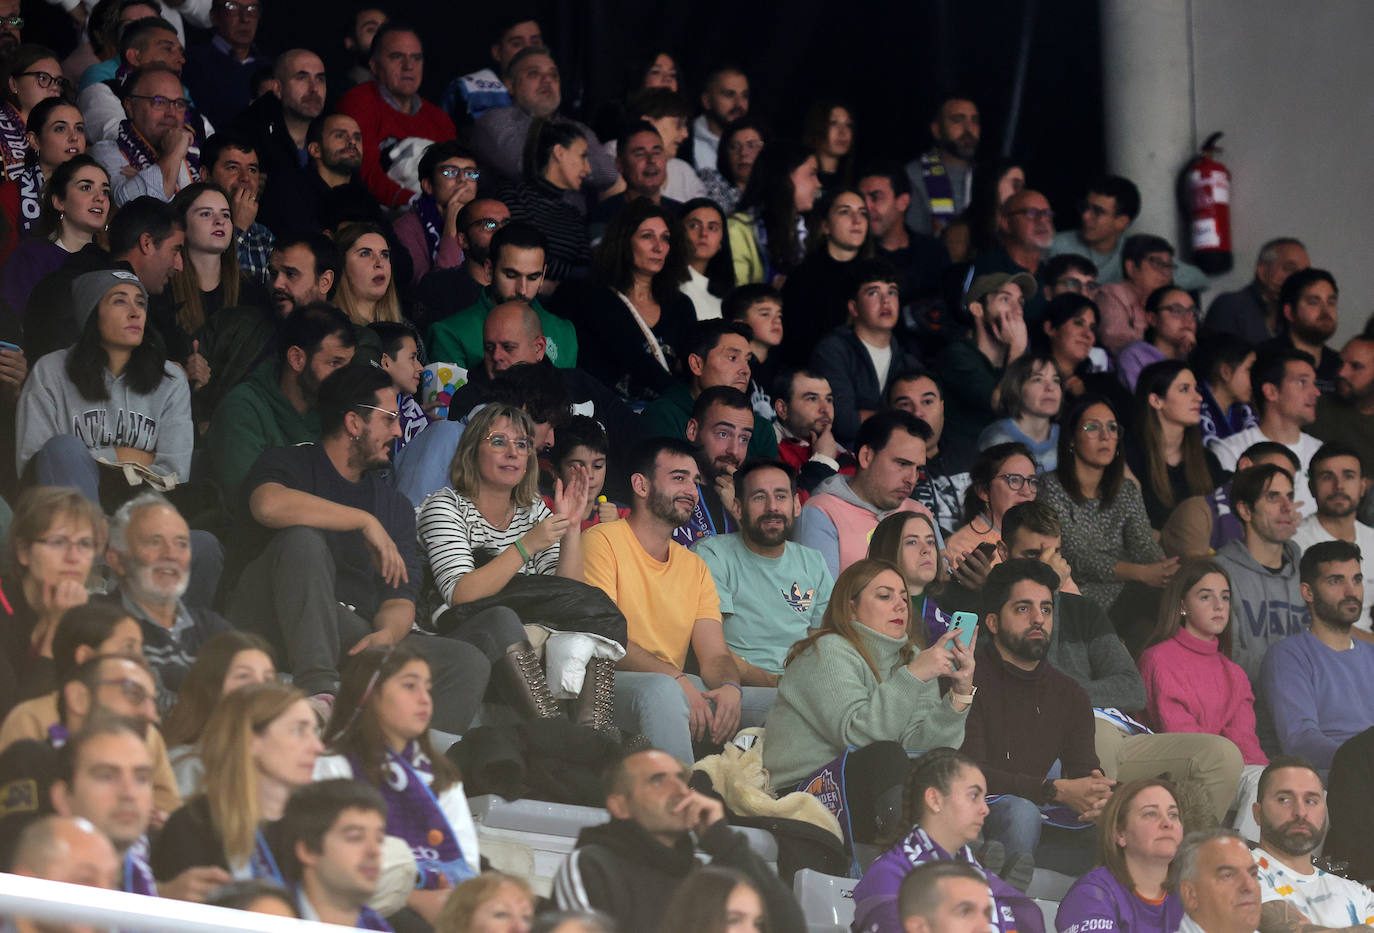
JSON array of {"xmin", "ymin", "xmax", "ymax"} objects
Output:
[
  {"xmin": 232, "ymin": 49, "xmax": 329, "ymax": 233},
  {"xmin": 399, "ymin": 301, "xmax": 643, "ymax": 507},
  {"xmin": 483, "ymin": 301, "xmax": 547, "ymax": 377},
  {"xmin": 8, "ymin": 816, "xmax": 121, "ymax": 933}
]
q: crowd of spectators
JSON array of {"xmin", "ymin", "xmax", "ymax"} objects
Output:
[{"xmin": 2, "ymin": 4, "xmax": 1374, "ymax": 933}]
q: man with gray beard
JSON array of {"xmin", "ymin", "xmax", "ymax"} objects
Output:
[
  {"xmin": 1250, "ymin": 756, "xmax": 1374, "ymax": 931},
  {"xmin": 103, "ymin": 494, "xmax": 228, "ymax": 712}
]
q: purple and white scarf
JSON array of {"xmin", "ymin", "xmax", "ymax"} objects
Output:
[
  {"xmin": 0, "ymin": 102, "xmax": 29, "ymax": 180},
  {"xmin": 115, "ymin": 118, "xmax": 201, "ymax": 183},
  {"xmin": 353, "ymin": 743, "xmax": 475, "ymax": 887},
  {"xmin": 15, "ymin": 164, "xmax": 43, "ymax": 233},
  {"xmin": 413, "ymin": 193, "xmax": 443, "ymax": 262},
  {"xmin": 123, "ymin": 838, "xmax": 157, "ymax": 896},
  {"xmin": 892, "ymin": 828, "xmax": 1030, "ymax": 933}
]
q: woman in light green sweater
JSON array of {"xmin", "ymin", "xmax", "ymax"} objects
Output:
[{"xmin": 763, "ymin": 558, "xmax": 976, "ymax": 842}]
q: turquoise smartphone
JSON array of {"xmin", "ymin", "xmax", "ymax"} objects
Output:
[{"xmin": 946, "ymin": 611, "xmax": 978, "ymax": 651}]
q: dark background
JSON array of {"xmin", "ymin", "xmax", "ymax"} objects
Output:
[
  {"xmin": 278, "ymin": 0, "xmax": 1104, "ymax": 222},
  {"xmin": 25, "ymin": 0, "xmax": 1106, "ymax": 221}
]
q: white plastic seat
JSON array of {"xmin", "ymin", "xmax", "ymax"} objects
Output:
[{"xmin": 793, "ymin": 867, "xmax": 857, "ymax": 932}]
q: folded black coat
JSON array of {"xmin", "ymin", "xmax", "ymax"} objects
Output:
[
  {"xmin": 447, "ymin": 719, "xmax": 622, "ymax": 806},
  {"xmin": 433, "ymin": 574, "xmax": 627, "ymax": 648}
]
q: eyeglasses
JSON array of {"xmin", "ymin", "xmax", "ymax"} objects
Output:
[
  {"xmin": 1079, "ymin": 420, "xmax": 1120, "ymax": 436},
  {"xmin": 1159, "ymin": 302, "xmax": 1199, "ymax": 318},
  {"xmin": 997, "ymin": 473, "xmax": 1039, "ymax": 491},
  {"xmin": 216, "ymin": 0, "xmax": 260, "ymax": 13},
  {"xmin": 484, "ymin": 432, "xmax": 534, "ymax": 454},
  {"xmin": 99, "ymin": 678, "xmax": 154, "ymax": 708},
  {"xmin": 1008, "ymin": 207, "xmax": 1054, "ymax": 223},
  {"xmin": 33, "ymin": 535, "xmax": 99, "ymax": 554},
  {"xmin": 16, "ymin": 71, "xmax": 69, "ymax": 91},
  {"xmin": 1054, "ymin": 276, "xmax": 1100, "ymax": 295},
  {"xmin": 439, "ymin": 166, "xmax": 481, "ymax": 181},
  {"xmin": 127, "ymin": 94, "xmax": 190, "ymax": 112},
  {"xmin": 1144, "ymin": 255, "xmax": 1177, "ymax": 271},
  {"xmin": 0, "ymin": 15, "xmax": 24, "ymax": 28},
  {"xmin": 355, "ymin": 403, "xmax": 399, "ymax": 422},
  {"xmin": 468, "ymin": 216, "xmax": 510, "ymax": 232},
  {"xmin": 727, "ymin": 139, "xmax": 764, "ymax": 154}
]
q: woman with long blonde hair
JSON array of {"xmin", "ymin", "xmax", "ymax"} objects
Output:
[
  {"xmin": 151, "ymin": 681, "xmax": 322, "ymax": 882},
  {"xmin": 763, "ymin": 558, "xmax": 974, "ymax": 844},
  {"xmin": 332, "ymin": 222, "xmax": 403, "ymax": 324}
]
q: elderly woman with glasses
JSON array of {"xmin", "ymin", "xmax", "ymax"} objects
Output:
[
  {"xmin": 0, "ymin": 486, "xmax": 106, "ymax": 719},
  {"xmin": 416, "ymin": 403, "xmax": 590, "ymax": 720},
  {"xmin": 1039, "ymin": 394, "xmax": 1177, "ymax": 646}
]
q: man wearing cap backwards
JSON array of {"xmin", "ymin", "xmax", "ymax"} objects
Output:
[{"xmin": 933, "ymin": 271, "xmax": 1035, "ymax": 451}]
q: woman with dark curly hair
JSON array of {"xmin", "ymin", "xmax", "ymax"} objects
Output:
[{"xmin": 565, "ymin": 198, "xmax": 694, "ymax": 405}]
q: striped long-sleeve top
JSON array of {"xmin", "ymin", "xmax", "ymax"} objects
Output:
[{"xmin": 416, "ymin": 487, "xmax": 559, "ymax": 628}]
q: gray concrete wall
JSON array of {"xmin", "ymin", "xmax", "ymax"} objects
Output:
[{"xmin": 1102, "ymin": 0, "xmax": 1374, "ymax": 341}]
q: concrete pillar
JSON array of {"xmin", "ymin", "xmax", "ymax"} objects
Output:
[{"xmin": 1099, "ymin": 0, "xmax": 1195, "ymax": 244}]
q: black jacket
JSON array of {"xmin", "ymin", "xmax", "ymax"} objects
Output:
[{"xmin": 552, "ymin": 817, "xmax": 804, "ymax": 932}]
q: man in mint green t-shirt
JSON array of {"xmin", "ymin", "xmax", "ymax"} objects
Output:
[{"xmin": 694, "ymin": 459, "xmax": 833, "ymax": 687}]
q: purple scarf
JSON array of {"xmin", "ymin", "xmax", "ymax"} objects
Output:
[
  {"xmin": 414, "ymin": 194, "xmax": 443, "ymax": 262},
  {"xmin": 920, "ymin": 149, "xmax": 957, "ymax": 233},
  {"xmin": 672, "ymin": 483, "xmax": 737, "ymax": 548},
  {"xmin": 352, "ymin": 743, "xmax": 475, "ymax": 887},
  {"xmin": 123, "ymin": 838, "xmax": 157, "ymax": 896},
  {"xmin": 1199, "ymin": 381, "xmax": 1258, "ymax": 446},
  {"xmin": 15, "ymin": 164, "xmax": 43, "ymax": 233},
  {"xmin": 115, "ymin": 119, "xmax": 201, "ymax": 182},
  {"xmin": 850, "ymin": 827, "xmax": 1044, "ymax": 933},
  {"xmin": 0, "ymin": 102, "xmax": 27, "ymax": 179}
]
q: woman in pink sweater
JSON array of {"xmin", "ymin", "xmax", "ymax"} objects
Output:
[{"xmin": 1138, "ymin": 559, "xmax": 1265, "ymax": 837}]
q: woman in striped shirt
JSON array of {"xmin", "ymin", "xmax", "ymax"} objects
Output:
[{"xmin": 416, "ymin": 403, "xmax": 588, "ymax": 718}]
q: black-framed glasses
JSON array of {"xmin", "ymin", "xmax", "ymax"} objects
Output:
[
  {"xmin": 33, "ymin": 535, "xmax": 99, "ymax": 554},
  {"xmin": 467, "ymin": 216, "xmax": 510, "ymax": 232},
  {"xmin": 1054, "ymin": 276, "xmax": 1100, "ymax": 295},
  {"xmin": 1008, "ymin": 207, "xmax": 1053, "ymax": 222},
  {"xmin": 99, "ymin": 678, "xmax": 154, "ymax": 707},
  {"xmin": 0, "ymin": 15, "xmax": 24, "ymax": 28},
  {"xmin": 355, "ymin": 403, "xmax": 399, "ymax": 422},
  {"xmin": 484, "ymin": 432, "xmax": 534, "ymax": 454},
  {"xmin": 1159, "ymin": 302, "xmax": 1200, "ymax": 319},
  {"xmin": 997, "ymin": 473, "xmax": 1039, "ymax": 491},
  {"xmin": 16, "ymin": 71, "xmax": 69, "ymax": 91},
  {"xmin": 439, "ymin": 166, "xmax": 480, "ymax": 180},
  {"xmin": 127, "ymin": 94, "xmax": 189, "ymax": 112}
]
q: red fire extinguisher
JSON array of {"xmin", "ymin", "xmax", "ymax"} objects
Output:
[{"xmin": 1183, "ymin": 131, "xmax": 1233, "ymax": 275}]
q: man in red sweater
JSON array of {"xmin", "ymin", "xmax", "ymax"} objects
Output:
[
  {"xmin": 960, "ymin": 557, "xmax": 1115, "ymax": 876},
  {"xmin": 336, "ymin": 22, "xmax": 455, "ymax": 208}
]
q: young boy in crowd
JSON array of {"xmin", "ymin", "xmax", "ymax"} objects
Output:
[
  {"xmin": 372, "ymin": 322, "xmax": 429, "ymax": 456},
  {"xmin": 723, "ymin": 284, "xmax": 785, "ymax": 423},
  {"xmin": 548, "ymin": 415, "xmax": 628, "ymax": 530}
]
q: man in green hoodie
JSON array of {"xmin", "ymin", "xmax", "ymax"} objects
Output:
[{"xmin": 205, "ymin": 302, "xmax": 357, "ymax": 500}]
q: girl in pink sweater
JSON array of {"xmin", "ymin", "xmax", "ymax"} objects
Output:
[{"xmin": 1138, "ymin": 559, "xmax": 1266, "ymax": 837}]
